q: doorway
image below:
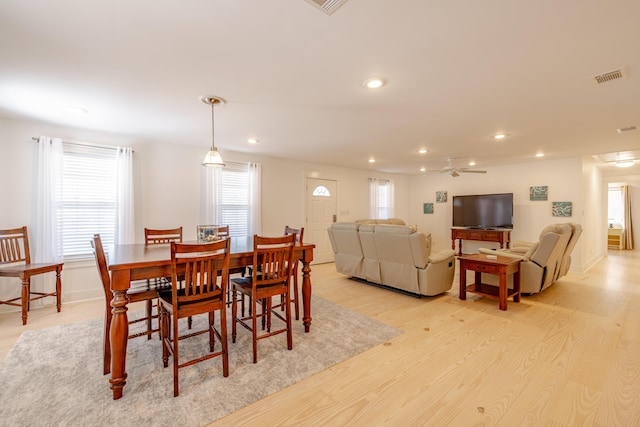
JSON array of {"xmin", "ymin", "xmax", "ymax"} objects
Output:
[{"xmin": 305, "ymin": 178, "xmax": 337, "ymax": 264}]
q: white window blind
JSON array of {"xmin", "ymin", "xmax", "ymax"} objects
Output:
[
  {"xmin": 60, "ymin": 144, "xmax": 117, "ymax": 257},
  {"xmin": 218, "ymin": 163, "xmax": 250, "ymax": 237}
]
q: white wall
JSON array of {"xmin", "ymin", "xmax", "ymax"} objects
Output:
[
  {"xmin": 407, "ymin": 157, "xmax": 601, "ymax": 273},
  {"xmin": 0, "ymin": 116, "xmax": 408, "ymax": 310}
]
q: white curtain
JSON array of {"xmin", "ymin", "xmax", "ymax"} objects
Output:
[
  {"xmin": 32, "ymin": 136, "xmax": 63, "ymax": 263},
  {"xmin": 248, "ymin": 162, "xmax": 262, "ymax": 236},
  {"xmin": 201, "ymin": 165, "xmax": 222, "ymax": 225},
  {"xmin": 369, "ymin": 178, "xmax": 394, "ymax": 219},
  {"xmin": 115, "ymin": 146, "xmax": 135, "ymax": 244},
  {"xmin": 622, "ymin": 184, "xmax": 634, "ymax": 250}
]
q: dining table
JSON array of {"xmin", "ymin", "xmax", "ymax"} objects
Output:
[{"xmin": 106, "ymin": 236, "xmax": 315, "ymax": 400}]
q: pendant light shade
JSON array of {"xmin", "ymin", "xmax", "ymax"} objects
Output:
[{"xmin": 201, "ymin": 96, "xmax": 226, "ymax": 167}]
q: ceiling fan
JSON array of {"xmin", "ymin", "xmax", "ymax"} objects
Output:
[{"xmin": 424, "ymin": 157, "xmax": 487, "ymax": 177}]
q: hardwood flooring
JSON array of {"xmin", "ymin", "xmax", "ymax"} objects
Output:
[{"xmin": 1, "ymin": 250, "xmax": 638, "ymax": 426}]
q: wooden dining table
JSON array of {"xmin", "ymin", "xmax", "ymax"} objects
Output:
[{"xmin": 106, "ymin": 236, "xmax": 315, "ymax": 400}]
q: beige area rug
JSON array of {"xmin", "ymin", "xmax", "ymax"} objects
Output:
[{"xmin": 0, "ymin": 296, "xmax": 401, "ymax": 427}]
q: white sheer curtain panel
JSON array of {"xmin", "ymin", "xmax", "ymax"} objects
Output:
[
  {"xmin": 369, "ymin": 178, "xmax": 379, "ymax": 219},
  {"xmin": 115, "ymin": 146, "xmax": 135, "ymax": 244},
  {"xmin": 622, "ymin": 184, "xmax": 635, "ymax": 250},
  {"xmin": 201, "ymin": 165, "xmax": 222, "ymax": 225},
  {"xmin": 368, "ymin": 178, "xmax": 394, "ymax": 219},
  {"xmin": 32, "ymin": 136, "xmax": 63, "ymax": 263},
  {"xmin": 248, "ymin": 162, "xmax": 262, "ymax": 236}
]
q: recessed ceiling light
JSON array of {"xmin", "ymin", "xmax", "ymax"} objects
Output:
[
  {"xmin": 493, "ymin": 133, "xmax": 508, "ymax": 140},
  {"xmin": 418, "ymin": 148, "xmax": 428, "ymax": 154},
  {"xmin": 468, "ymin": 161, "xmax": 476, "ymax": 166},
  {"xmin": 368, "ymin": 158, "xmax": 376, "ymax": 163},
  {"xmin": 535, "ymin": 153, "xmax": 545, "ymax": 157},
  {"xmin": 420, "ymin": 167, "xmax": 426, "ymax": 172},
  {"xmin": 68, "ymin": 106, "xmax": 88, "ymax": 115},
  {"xmin": 247, "ymin": 138, "xmax": 259, "ymax": 144},
  {"xmin": 363, "ymin": 77, "xmax": 386, "ymax": 89}
]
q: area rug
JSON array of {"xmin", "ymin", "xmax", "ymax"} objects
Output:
[{"xmin": 0, "ymin": 296, "xmax": 401, "ymax": 427}]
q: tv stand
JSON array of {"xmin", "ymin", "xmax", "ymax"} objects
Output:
[{"xmin": 451, "ymin": 228, "xmax": 511, "ymax": 256}]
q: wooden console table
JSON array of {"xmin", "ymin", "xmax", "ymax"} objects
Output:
[
  {"xmin": 451, "ymin": 228, "xmax": 511, "ymax": 256},
  {"xmin": 458, "ymin": 253, "xmax": 521, "ymax": 311}
]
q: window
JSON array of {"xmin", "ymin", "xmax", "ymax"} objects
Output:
[
  {"xmin": 369, "ymin": 178, "xmax": 394, "ymax": 219},
  {"xmin": 312, "ymin": 185, "xmax": 331, "ymax": 197},
  {"xmin": 608, "ymin": 186, "xmax": 623, "ymax": 226},
  {"xmin": 206, "ymin": 162, "xmax": 261, "ymax": 238},
  {"xmin": 60, "ymin": 144, "xmax": 119, "ymax": 257}
]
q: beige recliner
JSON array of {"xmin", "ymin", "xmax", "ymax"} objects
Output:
[{"xmin": 478, "ymin": 223, "xmax": 578, "ymax": 294}]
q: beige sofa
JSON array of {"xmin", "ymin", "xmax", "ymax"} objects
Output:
[
  {"xmin": 327, "ymin": 221, "xmax": 456, "ymax": 296},
  {"xmin": 478, "ymin": 222, "xmax": 582, "ymax": 294}
]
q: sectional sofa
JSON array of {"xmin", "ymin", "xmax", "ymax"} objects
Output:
[{"xmin": 327, "ymin": 220, "xmax": 456, "ymax": 296}]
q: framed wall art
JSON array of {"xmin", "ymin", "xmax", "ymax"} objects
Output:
[{"xmin": 552, "ymin": 202, "xmax": 572, "ymax": 217}]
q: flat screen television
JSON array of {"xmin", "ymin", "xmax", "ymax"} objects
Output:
[{"xmin": 452, "ymin": 193, "xmax": 514, "ymax": 229}]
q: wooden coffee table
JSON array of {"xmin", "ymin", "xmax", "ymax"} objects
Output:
[{"xmin": 458, "ymin": 253, "xmax": 521, "ymax": 310}]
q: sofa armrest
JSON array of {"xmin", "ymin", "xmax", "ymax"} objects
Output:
[{"xmin": 429, "ymin": 249, "xmax": 455, "ymax": 264}]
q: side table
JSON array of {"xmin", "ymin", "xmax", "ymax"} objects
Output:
[{"xmin": 458, "ymin": 253, "xmax": 521, "ymax": 311}]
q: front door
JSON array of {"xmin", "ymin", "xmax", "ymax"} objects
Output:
[{"xmin": 305, "ymin": 178, "xmax": 337, "ymax": 264}]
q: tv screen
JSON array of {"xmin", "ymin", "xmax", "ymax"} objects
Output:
[{"xmin": 452, "ymin": 193, "xmax": 513, "ymax": 229}]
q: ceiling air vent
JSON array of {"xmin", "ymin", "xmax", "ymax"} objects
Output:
[
  {"xmin": 594, "ymin": 69, "xmax": 624, "ymax": 84},
  {"xmin": 304, "ymin": 0, "xmax": 349, "ymax": 15}
]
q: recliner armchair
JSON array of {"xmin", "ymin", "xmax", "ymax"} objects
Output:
[{"xmin": 479, "ymin": 223, "xmax": 579, "ymax": 294}]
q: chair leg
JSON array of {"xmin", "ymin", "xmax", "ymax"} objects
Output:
[
  {"xmin": 219, "ymin": 306, "xmax": 229, "ymax": 377},
  {"xmin": 209, "ymin": 312, "xmax": 215, "ymax": 352},
  {"xmin": 292, "ymin": 271, "xmax": 300, "ymax": 321},
  {"xmin": 21, "ymin": 277, "xmax": 29, "ymax": 325},
  {"xmin": 252, "ymin": 296, "xmax": 258, "ymax": 363},
  {"xmin": 103, "ymin": 303, "xmax": 113, "ymax": 375},
  {"xmin": 145, "ymin": 299, "xmax": 153, "ymax": 340},
  {"xmin": 231, "ymin": 285, "xmax": 238, "ymax": 344},
  {"xmin": 55, "ymin": 267, "xmax": 62, "ymax": 312},
  {"xmin": 286, "ymin": 290, "xmax": 293, "ymax": 350},
  {"xmin": 172, "ymin": 312, "xmax": 180, "ymax": 397}
]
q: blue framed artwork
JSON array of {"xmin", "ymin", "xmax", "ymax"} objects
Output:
[
  {"xmin": 423, "ymin": 203, "xmax": 434, "ymax": 214},
  {"xmin": 436, "ymin": 191, "xmax": 447, "ymax": 203},
  {"xmin": 530, "ymin": 186, "xmax": 548, "ymax": 201},
  {"xmin": 552, "ymin": 202, "xmax": 572, "ymax": 217}
]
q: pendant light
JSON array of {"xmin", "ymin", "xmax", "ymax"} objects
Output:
[{"xmin": 201, "ymin": 96, "xmax": 226, "ymax": 167}]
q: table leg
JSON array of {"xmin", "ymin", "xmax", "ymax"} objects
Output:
[
  {"xmin": 55, "ymin": 266, "xmax": 62, "ymax": 312},
  {"xmin": 513, "ymin": 269, "xmax": 521, "ymax": 303},
  {"xmin": 109, "ymin": 269, "xmax": 130, "ymax": 400},
  {"xmin": 499, "ymin": 269, "xmax": 507, "ymax": 311},
  {"xmin": 301, "ymin": 259, "xmax": 312, "ymax": 333}
]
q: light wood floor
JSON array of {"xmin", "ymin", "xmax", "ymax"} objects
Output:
[{"xmin": 2, "ymin": 250, "xmax": 639, "ymax": 426}]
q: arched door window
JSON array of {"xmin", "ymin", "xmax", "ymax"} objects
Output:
[{"xmin": 312, "ymin": 185, "xmax": 331, "ymax": 197}]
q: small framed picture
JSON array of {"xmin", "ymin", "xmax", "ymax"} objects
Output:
[
  {"xmin": 530, "ymin": 186, "xmax": 548, "ymax": 201},
  {"xmin": 436, "ymin": 191, "xmax": 448, "ymax": 203},
  {"xmin": 423, "ymin": 203, "xmax": 434, "ymax": 214},
  {"xmin": 197, "ymin": 225, "xmax": 220, "ymax": 242},
  {"xmin": 552, "ymin": 202, "xmax": 572, "ymax": 217}
]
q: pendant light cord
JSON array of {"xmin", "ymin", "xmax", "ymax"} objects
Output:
[{"xmin": 211, "ymin": 103, "xmax": 215, "ymax": 150}]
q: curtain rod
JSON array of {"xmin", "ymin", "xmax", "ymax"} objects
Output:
[{"xmin": 31, "ymin": 137, "xmax": 133, "ymax": 152}]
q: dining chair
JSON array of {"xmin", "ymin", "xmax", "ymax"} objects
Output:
[
  {"xmin": 243, "ymin": 226, "xmax": 303, "ymax": 320},
  {"xmin": 92, "ymin": 234, "xmax": 171, "ymax": 375},
  {"xmin": 158, "ymin": 239, "xmax": 231, "ymax": 397},
  {"xmin": 0, "ymin": 226, "xmax": 63, "ymax": 325},
  {"xmin": 231, "ymin": 234, "xmax": 295, "ymax": 363},
  {"xmin": 144, "ymin": 227, "xmax": 183, "ymax": 245}
]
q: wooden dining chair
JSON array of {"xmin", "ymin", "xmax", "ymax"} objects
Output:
[
  {"xmin": 0, "ymin": 226, "xmax": 63, "ymax": 325},
  {"xmin": 231, "ymin": 234, "xmax": 295, "ymax": 363},
  {"xmin": 158, "ymin": 239, "xmax": 231, "ymax": 397},
  {"xmin": 91, "ymin": 234, "xmax": 171, "ymax": 375},
  {"xmin": 144, "ymin": 227, "xmax": 183, "ymax": 245}
]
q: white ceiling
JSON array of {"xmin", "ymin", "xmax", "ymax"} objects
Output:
[{"xmin": 1, "ymin": 0, "xmax": 640, "ymax": 175}]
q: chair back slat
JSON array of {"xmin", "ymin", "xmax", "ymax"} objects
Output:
[
  {"xmin": 171, "ymin": 239, "xmax": 229, "ymax": 307},
  {"xmin": 0, "ymin": 226, "xmax": 30, "ymax": 265},
  {"xmin": 252, "ymin": 234, "xmax": 295, "ymax": 288},
  {"xmin": 145, "ymin": 227, "xmax": 183, "ymax": 245}
]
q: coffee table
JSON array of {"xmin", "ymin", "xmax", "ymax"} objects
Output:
[{"xmin": 458, "ymin": 253, "xmax": 521, "ymax": 310}]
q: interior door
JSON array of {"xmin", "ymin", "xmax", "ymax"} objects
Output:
[{"xmin": 305, "ymin": 178, "xmax": 337, "ymax": 264}]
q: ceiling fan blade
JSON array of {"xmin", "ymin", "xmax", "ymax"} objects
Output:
[{"xmin": 460, "ymin": 169, "xmax": 487, "ymax": 174}]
